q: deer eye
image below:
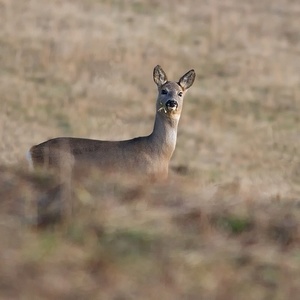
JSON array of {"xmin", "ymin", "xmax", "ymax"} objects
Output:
[
  {"xmin": 161, "ymin": 89, "xmax": 167, "ymax": 95},
  {"xmin": 178, "ymin": 91, "xmax": 183, "ymax": 97}
]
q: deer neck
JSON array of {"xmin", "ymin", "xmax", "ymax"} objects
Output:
[{"xmin": 148, "ymin": 111, "xmax": 180, "ymax": 159}]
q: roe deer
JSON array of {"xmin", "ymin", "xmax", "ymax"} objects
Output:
[{"xmin": 27, "ymin": 65, "xmax": 196, "ymax": 181}]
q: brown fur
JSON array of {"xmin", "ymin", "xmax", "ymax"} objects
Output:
[{"xmin": 29, "ymin": 66, "xmax": 196, "ymax": 180}]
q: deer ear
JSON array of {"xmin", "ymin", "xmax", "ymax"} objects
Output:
[
  {"xmin": 178, "ymin": 69, "xmax": 196, "ymax": 90},
  {"xmin": 153, "ymin": 65, "xmax": 168, "ymax": 87}
]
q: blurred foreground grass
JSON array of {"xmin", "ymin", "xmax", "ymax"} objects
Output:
[{"xmin": 0, "ymin": 165, "xmax": 299, "ymax": 299}]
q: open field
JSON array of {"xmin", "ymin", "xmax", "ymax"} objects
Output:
[{"xmin": 0, "ymin": 0, "xmax": 300, "ymax": 299}]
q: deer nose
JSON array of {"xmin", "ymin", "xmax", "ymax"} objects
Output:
[{"xmin": 166, "ymin": 100, "xmax": 178, "ymax": 109}]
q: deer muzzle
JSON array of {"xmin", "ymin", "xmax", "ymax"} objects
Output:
[{"xmin": 165, "ymin": 100, "xmax": 178, "ymax": 111}]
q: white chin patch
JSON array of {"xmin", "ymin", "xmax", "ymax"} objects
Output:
[{"xmin": 158, "ymin": 106, "xmax": 178, "ymax": 114}]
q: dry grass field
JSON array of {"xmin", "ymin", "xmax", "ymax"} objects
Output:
[{"xmin": 0, "ymin": 0, "xmax": 300, "ymax": 299}]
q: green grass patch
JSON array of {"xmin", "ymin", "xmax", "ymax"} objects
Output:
[
  {"xmin": 98, "ymin": 229, "xmax": 159, "ymax": 260},
  {"xmin": 215, "ymin": 214, "xmax": 253, "ymax": 235}
]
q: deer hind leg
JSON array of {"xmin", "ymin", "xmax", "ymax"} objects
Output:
[{"xmin": 31, "ymin": 148, "xmax": 75, "ymax": 226}]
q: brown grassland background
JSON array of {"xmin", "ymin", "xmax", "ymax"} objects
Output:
[{"xmin": 0, "ymin": 0, "xmax": 300, "ymax": 299}]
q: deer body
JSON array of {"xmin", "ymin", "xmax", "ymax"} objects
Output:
[{"xmin": 28, "ymin": 66, "xmax": 196, "ymax": 180}]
